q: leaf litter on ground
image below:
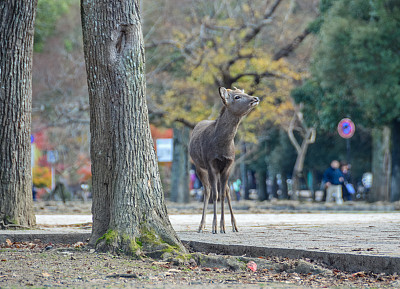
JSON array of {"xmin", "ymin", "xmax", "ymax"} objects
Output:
[{"xmin": 0, "ymin": 239, "xmax": 399, "ymax": 288}]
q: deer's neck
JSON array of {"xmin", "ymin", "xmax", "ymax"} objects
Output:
[{"xmin": 213, "ymin": 108, "xmax": 242, "ymax": 146}]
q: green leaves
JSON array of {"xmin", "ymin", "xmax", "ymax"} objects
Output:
[
  {"xmin": 302, "ymin": 0, "xmax": 400, "ymax": 129},
  {"xmin": 34, "ymin": 0, "xmax": 71, "ymax": 52}
]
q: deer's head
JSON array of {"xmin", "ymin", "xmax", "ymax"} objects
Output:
[{"xmin": 219, "ymin": 87, "xmax": 259, "ymax": 117}]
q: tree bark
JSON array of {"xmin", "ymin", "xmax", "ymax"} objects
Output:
[
  {"xmin": 170, "ymin": 124, "xmax": 190, "ymax": 203},
  {"xmin": 81, "ymin": 0, "xmax": 184, "ymax": 255},
  {"xmin": 370, "ymin": 127, "xmax": 391, "ymax": 202},
  {"xmin": 0, "ymin": 0, "xmax": 37, "ymax": 228},
  {"xmin": 287, "ymin": 109, "xmax": 316, "ymax": 197},
  {"xmin": 257, "ymin": 169, "xmax": 268, "ymax": 201},
  {"xmin": 390, "ymin": 119, "xmax": 400, "ymax": 202}
]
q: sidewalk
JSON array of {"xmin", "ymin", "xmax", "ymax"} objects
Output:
[{"xmin": 1, "ymin": 212, "xmax": 399, "ymax": 274}]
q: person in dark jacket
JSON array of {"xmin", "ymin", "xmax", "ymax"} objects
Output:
[{"xmin": 323, "ymin": 160, "xmax": 344, "ymax": 204}]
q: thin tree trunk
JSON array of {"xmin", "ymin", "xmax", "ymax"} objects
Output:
[
  {"xmin": 257, "ymin": 169, "xmax": 267, "ymax": 201},
  {"xmin": 0, "ymin": 0, "xmax": 37, "ymax": 228},
  {"xmin": 291, "ymin": 139, "xmax": 310, "ymax": 197},
  {"xmin": 240, "ymin": 142, "xmax": 250, "ymax": 200},
  {"xmin": 170, "ymin": 124, "xmax": 190, "ymax": 203},
  {"xmin": 81, "ymin": 0, "xmax": 184, "ymax": 255},
  {"xmin": 370, "ymin": 127, "xmax": 391, "ymax": 202},
  {"xmin": 390, "ymin": 119, "xmax": 400, "ymax": 202},
  {"xmin": 287, "ymin": 109, "xmax": 315, "ymax": 198}
]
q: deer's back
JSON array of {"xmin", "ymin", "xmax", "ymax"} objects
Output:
[
  {"xmin": 189, "ymin": 120, "xmax": 234, "ymax": 170},
  {"xmin": 189, "ymin": 120, "xmax": 214, "ymax": 168}
]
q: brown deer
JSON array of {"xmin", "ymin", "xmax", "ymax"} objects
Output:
[{"xmin": 189, "ymin": 87, "xmax": 259, "ymax": 233}]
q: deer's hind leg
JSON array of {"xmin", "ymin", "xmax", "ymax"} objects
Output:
[{"xmin": 196, "ymin": 167, "xmax": 210, "ymax": 233}]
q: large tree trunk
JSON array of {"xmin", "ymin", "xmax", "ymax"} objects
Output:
[
  {"xmin": 370, "ymin": 127, "xmax": 391, "ymax": 202},
  {"xmin": 81, "ymin": 0, "xmax": 184, "ymax": 255},
  {"xmin": 390, "ymin": 119, "xmax": 400, "ymax": 202},
  {"xmin": 170, "ymin": 124, "xmax": 190, "ymax": 203},
  {"xmin": 0, "ymin": 1, "xmax": 37, "ymax": 228}
]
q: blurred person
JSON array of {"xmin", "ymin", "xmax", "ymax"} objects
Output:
[
  {"xmin": 323, "ymin": 160, "xmax": 344, "ymax": 204},
  {"xmin": 32, "ymin": 185, "xmax": 37, "ymax": 201},
  {"xmin": 340, "ymin": 162, "xmax": 355, "ymax": 201},
  {"xmin": 232, "ymin": 178, "xmax": 241, "ymax": 201},
  {"xmin": 189, "ymin": 169, "xmax": 196, "ymax": 190}
]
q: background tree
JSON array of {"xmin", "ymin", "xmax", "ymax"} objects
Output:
[
  {"xmin": 0, "ymin": 0, "xmax": 38, "ymax": 228},
  {"xmin": 32, "ymin": 0, "xmax": 91, "ymax": 190},
  {"xmin": 145, "ymin": 0, "xmax": 319, "ymax": 198},
  {"xmin": 296, "ymin": 0, "xmax": 400, "ymax": 201},
  {"xmin": 170, "ymin": 123, "xmax": 190, "ymax": 203},
  {"xmin": 81, "ymin": 0, "xmax": 184, "ymax": 255}
]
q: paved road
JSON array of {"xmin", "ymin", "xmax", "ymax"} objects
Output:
[
  {"xmin": 2, "ymin": 212, "xmax": 400, "ymax": 273},
  {"xmin": 31, "ymin": 212, "xmax": 400, "ymax": 257},
  {"xmin": 171, "ymin": 213, "xmax": 400, "ymax": 257}
]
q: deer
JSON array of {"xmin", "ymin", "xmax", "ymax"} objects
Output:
[{"xmin": 189, "ymin": 87, "xmax": 259, "ymax": 233}]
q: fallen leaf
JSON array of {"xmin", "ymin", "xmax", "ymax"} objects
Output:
[
  {"xmin": 74, "ymin": 242, "xmax": 84, "ymax": 248},
  {"xmin": 42, "ymin": 272, "xmax": 51, "ymax": 277},
  {"xmin": 352, "ymin": 271, "xmax": 366, "ymax": 278},
  {"xmin": 247, "ymin": 261, "xmax": 257, "ymax": 272}
]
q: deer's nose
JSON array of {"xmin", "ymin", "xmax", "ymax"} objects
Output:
[{"xmin": 253, "ymin": 97, "xmax": 260, "ymax": 102}]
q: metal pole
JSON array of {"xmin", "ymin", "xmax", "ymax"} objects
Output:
[
  {"xmin": 346, "ymin": 138, "xmax": 351, "ymax": 164},
  {"xmin": 51, "ymin": 165, "xmax": 55, "ymax": 191}
]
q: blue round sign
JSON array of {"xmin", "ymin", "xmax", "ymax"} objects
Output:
[{"xmin": 338, "ymin": 118, "xmax": 355, "ymax": 139}]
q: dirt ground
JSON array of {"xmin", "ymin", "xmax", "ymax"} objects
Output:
[
  {"xmin": 1, "ymin": 239, "xmax": 399, "ymax": 289},
  {"xmin": 1, "ymin": 200, "xmax": 397, "ymax": 288}
]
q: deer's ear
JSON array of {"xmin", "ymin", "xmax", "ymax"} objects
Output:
[{"xmin": 219, "ymin": 87, "xmax": 229, "ymax": 105}]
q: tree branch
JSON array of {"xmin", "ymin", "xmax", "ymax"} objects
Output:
[
  {"xmin": 273, "ymin": 27, "xmax": 311, "ymax": 61},
  {"xmin": 242, "ymin": 0, "xmax": 283, "ymax": 43},
  {"xmin": 148, "ymin": 108, "xmax": 196, "ymax": 129},
  {"xmin": 231, "ymin": 70, "xmax": 282, "ymax": 84},
  {"xmin": 288, "ymin": 111, "xmax": 301, "ymax": 154}
]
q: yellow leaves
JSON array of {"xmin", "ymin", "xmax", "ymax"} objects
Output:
[
  {"xmin": 33, "ymin": 166, "xmax": 52, "ymax": 188},
  {"xmin": 242, "ymin": 3, "xmax": 250, "ymax": 13},
  {"xmin": 159, "ymin": 79, "xmax": 214, "ymax": 126},
  {"xmin": 219, "ymin": 18, "xmax": 236, "ymax": 27}
]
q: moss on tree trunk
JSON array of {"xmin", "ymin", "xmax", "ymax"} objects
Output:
[{"xmin": 81, "ymin": 0, "xmax": 185, "ymax": 256}]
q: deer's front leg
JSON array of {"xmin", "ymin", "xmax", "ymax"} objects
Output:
[
  {"xmin": 219, "ymin": 164, "xmax": 233, "ymax": 233},
  {"xmin": 219, "ymin": 177, "xmax": 230, "ymax": 234},
  {"xmin": 208, "ymin": 169, "xmax": 219, "ymax": 234}
]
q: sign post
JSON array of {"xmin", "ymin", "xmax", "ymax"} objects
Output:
[
  {"xmin": 337, "ymin": 118, "xmax": 355, "ymax": 164},
  {"xmin": 156, "ymin": 139, "xmax": 173, "ymax": 162},
  {"xmin": 47, "ymin": 150, "xmax": 59, "ymax": 190}
]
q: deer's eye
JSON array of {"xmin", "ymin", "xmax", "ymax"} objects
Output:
[{"xmin": 234, "ymin": 95, "xmax": 241, "ymax": 100}]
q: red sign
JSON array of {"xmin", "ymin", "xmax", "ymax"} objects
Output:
[{"xmin": 338, "ymin": 118, "xmax": 355, "ymax": 139}]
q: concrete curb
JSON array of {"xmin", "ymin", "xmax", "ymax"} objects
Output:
[
  {"xmin": 182, "ymin": 240, "xmax": 400, "ymax": 275},
  {"xmin": 2, "ymin": 232, "xmax": 398, "ymax": 274}
]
